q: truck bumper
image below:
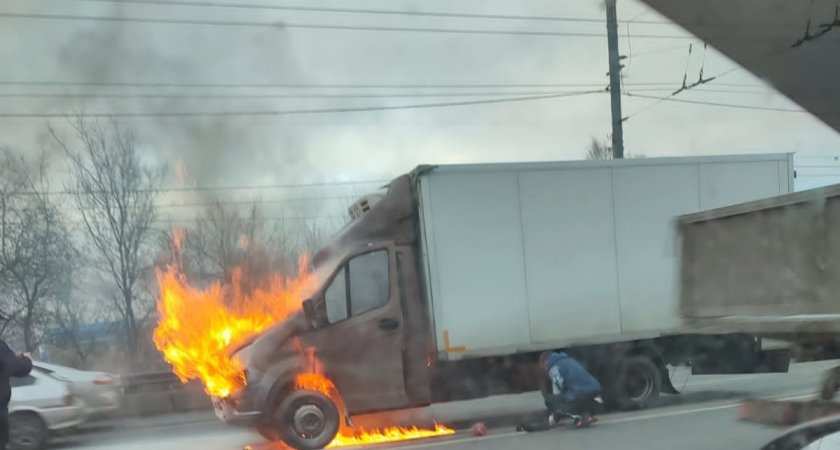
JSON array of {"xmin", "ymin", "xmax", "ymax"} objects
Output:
[{"xmin": 212, "ymin": 393, "xmax": 264, "ymax": 427}]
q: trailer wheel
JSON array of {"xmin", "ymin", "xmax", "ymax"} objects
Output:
[
  {"xmin": 611, "ymin": 355, "xmax": 662, "ymax": 410},
  {"xmin": 263, "ymin": 389, "xmax": 340, "ymax": 450}
]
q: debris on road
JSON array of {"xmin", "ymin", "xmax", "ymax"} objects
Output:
[
  {"xmin": 738, "ymin": 398, "xmax": 840, "ymax": 426},
  {"xmin": 471, "ymin": 422, "xmax": 486, "ymax": 436}
]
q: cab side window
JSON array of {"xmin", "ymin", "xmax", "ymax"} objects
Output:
[
  {"xmin": 348, "ymin": 250, "xmax": 389, "ymax": 316},
  {"xmin": 323, "ymin": 250, "xmax": 390, "ymax": 324}
]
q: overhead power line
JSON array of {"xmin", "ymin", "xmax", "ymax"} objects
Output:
[
  {"xmin": 0, "ymin": 12, "xmax": 696, "ymax": 39},
  {"xmin": 0, "ymin": 90, "xmax": 605, "ymax": 119},
  {"xmin": 0, "ymin": 90, "xmax": 605, "ymax": 100},
  {"xmin": 153, "ymin": 215, "xmax": 347, "ymax": 223},
  {"xmin": 624, "ymin": 93, "xmax": 811, "ymax": 113},
  {"xmin": 0, "ymin": 87, "xmax": 766, "ymax": 99},
  {"xmin": 631, "ymin": 43, "xmax": 695, "ymax": 58},
  {"xmin": 0, "ymin": 80, "xmax": 761, "ymax": 89},
  {"xmin": 41, "ymin": 0, "xmax": 675, "ymax": 25},
  {"xmin": 155, "ymin": 195, "xmax": 358, "ymax": 209},
  {"xmin": 621, "ymin": 66, "xmax": 745, "ymax": 121},
  {"xmin": 6, "ymin": 179, "xmax": 387, "ymax": 196},
  {"xmin": 47, "ymin": 214, "xmax": 351, "ymax": 227},
  {"xmin": 37, "ymin": 0, "xmax": 806, "ymax": 30}
]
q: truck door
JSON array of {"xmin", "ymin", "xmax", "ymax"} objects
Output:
[{"xmin": 303, "ymin": 246, "xmax": 410, "ymax": 413}]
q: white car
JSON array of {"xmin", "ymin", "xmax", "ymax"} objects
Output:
[
  {"xmin": 9, "ymin": 369, "xmax": 87, "ymax": 450},
  {"xmin": 32, "ymin": 361, "xmax": 121, "ymax": 419}
]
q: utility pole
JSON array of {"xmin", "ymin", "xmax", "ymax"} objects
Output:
[
  {"xmin": 605, "ymin": 0, "xmax": 625, "ymax": 159},
  {"xmin": 1, "ymin": 193, "xmax": 5, "ymax": 263}
]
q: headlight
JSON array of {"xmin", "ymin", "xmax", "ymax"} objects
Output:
[{"xmin": 233, "ymin": 345, "xmax": 252, "ymax": 369}]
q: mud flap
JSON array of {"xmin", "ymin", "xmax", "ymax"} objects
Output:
[{"xmin": 659, "ymin": 362, "xmax": 679, "ymax": 394}]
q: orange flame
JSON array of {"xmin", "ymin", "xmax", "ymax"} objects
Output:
[
  {"xmin": 328, "ymin": 423, "xmax": 455, "ymax": 447},
  {"xmin": 293, "ymin": 347, "xmax": 454, "ymax": 447},
  {"xmin": 153, "ymin": 256, "xmax": 315, "ymax": 398},
  {"xmin": 154, "ymin": 240, "xmax": 453, "ymax": 446}
]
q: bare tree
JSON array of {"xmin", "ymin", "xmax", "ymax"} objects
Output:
[
  {"xmin": 585, "ymin": 137, "xmax": 613, "ymax": 160},
  {"xmin": 184, "ymin": 200, "xmax": 262, "ymax": 283},
  {"xmin": 48, "ymin": 292, "xmax": 106, "ymax": 368},
  {"xmin": 51, "ymin": 118, "xmax": 164, "ymax": 356},
  {"xmin": 585, "ymin": 136, "xmax": 646, "ymax": 160},
  {"xmin": 166, "ymin": 199, "xmax": 305, "ymax": 288},
  {"xmin": 0, "ymin": 149, "xmax": 75, "ymax": 352},
  {"xmin": 0, "ymin": 151, "xmax": 27, "ymax": 336},
  {"xmin": 0, "ymin": 148, "xmax": 29, "ymax": 283}
]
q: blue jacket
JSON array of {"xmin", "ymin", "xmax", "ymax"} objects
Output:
[{"xmin": 546, "ymin": 352, "xmax": 601, "ymax": 401}]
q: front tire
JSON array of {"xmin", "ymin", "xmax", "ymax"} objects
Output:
[
  {"xmin": 264, "ymin": 389, "xmax": 340, "ymax": 450},
  {"xmin": 9, "ymin": 412, "xmax": 47, "ymax": 450}
]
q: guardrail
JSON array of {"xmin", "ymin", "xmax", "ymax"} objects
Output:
[
  {"xmin": 121, "ymin": 372, "xmax": 182, "ymax": 393},
  {"xmin": 118, "ymin": 371, "xmax": 212, "ymax": 416}
]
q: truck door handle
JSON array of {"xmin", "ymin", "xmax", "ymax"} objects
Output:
[{"xmin": 379, "ymin": 317, "xmax": 400, "ymax": 331}]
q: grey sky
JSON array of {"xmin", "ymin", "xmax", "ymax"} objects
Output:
[{"xmin": 2, "ymin": 0, "xmax": 840, "ymax": 208}]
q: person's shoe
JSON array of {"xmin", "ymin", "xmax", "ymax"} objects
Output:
[
  {"xmin": 587, "ymin": 415, "xmax": 598, "ymax": 424},
  {"xmin": 548, "ymin": 414, "xmax": 557, "ymax": 427}
]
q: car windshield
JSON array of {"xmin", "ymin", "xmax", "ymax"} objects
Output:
[{"xmin": 2, "ymin": 1, "xmax": 839, "ymax": 450}]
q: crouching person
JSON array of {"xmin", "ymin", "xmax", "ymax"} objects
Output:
[{"xmin": 539, "ymin": 351, "xmax": 601, "ymax": 428}]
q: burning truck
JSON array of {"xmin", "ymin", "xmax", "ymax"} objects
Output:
[{"xmin": 155, "ymin": 156, "xmax": 794, "ymax": 450}]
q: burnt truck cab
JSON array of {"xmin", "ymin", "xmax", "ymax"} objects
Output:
[{"xmin": 214, "ymin": 175, "xmax": 434, "ymax": 449}]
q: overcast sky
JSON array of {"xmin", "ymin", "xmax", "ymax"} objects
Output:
[{"xmin": 3, "ymin": 0, "xmax": 840, "ymax": 214}]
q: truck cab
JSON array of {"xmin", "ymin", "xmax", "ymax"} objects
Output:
[{"xmin": 214, "ymin": 176, "xmax": 431, "ymax": 449}]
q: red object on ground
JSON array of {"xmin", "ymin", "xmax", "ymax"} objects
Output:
[{"xmin": 471, "ymin": 422, "xmax": 487, "ymax": 436}]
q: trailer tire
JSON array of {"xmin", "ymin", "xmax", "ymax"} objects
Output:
[
  {"xmin": 610, "ymin": 355, "xmax": 662, "ymax": 410},
  {"xmin": 262, "ymin": 389, "xmax": 340, "ymax": 450}
]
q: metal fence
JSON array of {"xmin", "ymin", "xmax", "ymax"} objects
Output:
[{"xmin": 119, "ymin": 371, "xmax": 212, "ymax": 416}]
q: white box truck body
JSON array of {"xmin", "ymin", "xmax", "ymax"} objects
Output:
[{"xmin": 417, "ymin": 154, "xmax": 794, "ymax": 359}]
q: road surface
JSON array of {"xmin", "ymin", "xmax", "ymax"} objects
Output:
[{"xmin": 52, "ymin": 360, "xmax": 838, "ymax": 450}]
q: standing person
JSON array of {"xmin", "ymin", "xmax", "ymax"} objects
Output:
[
  {"xmin": 539, "ymin": 351, "xmax": 601, "ymax": 427},
  {"xmin": 0, "ymin": 332, "xmax": 33, "ymax": 450}
]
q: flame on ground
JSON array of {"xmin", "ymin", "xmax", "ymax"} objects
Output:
[
  {"xmin": 295, "ymin": 372, "xmax": 454, "ymax": 447},
  {"xmin": 153, "ymin": 256, "xmax": 315, "ymax": 398},
  {"xmin": 293, "ymin": 353, "xmax": 454, "ymax": 447},
  {"xmin": 328, "ymin": 423, "xmax": 455, "ymax": 448}
]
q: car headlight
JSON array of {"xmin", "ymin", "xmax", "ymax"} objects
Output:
[{"xmin": 233, "ymin": 345, "xmax": 252, "ymax": 371}]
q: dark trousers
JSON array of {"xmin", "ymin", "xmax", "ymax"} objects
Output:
[
  {"xmin": 543, "ymin": 391, "xmax": 600, "ymax": 417},
  {"xmin": 0, "ymin": 412, "xmax": 7, "ymax": 450}
]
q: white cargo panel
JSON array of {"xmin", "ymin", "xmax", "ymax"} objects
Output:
[
  {"xmin": 518, "ymin": 168, "xmax": 622, "ymax": 343},
  {"xmin": 418, "ymin": 172, "xmax": 532, "ymax": 352},
  {"xmin": 417, "ymin": 154, "xmax": 793, "ymax": 359}
]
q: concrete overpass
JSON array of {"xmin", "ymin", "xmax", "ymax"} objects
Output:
[{"xmin": 641, "ymin": 0, "xmax": 840, "ymax": 133}]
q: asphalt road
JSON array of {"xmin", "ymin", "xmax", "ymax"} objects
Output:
[{"xmin": 51, "ymin": 360, "xmax": 839, "ymax": 450}]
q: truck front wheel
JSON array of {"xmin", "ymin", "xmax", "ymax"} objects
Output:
[
  {"xmin": 261, "ymin": 389, "xmax": 341, "ymax": 450},
  {"xmin": 608, "ymin": 355, "xmax": 662, "ymax": 410}
]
